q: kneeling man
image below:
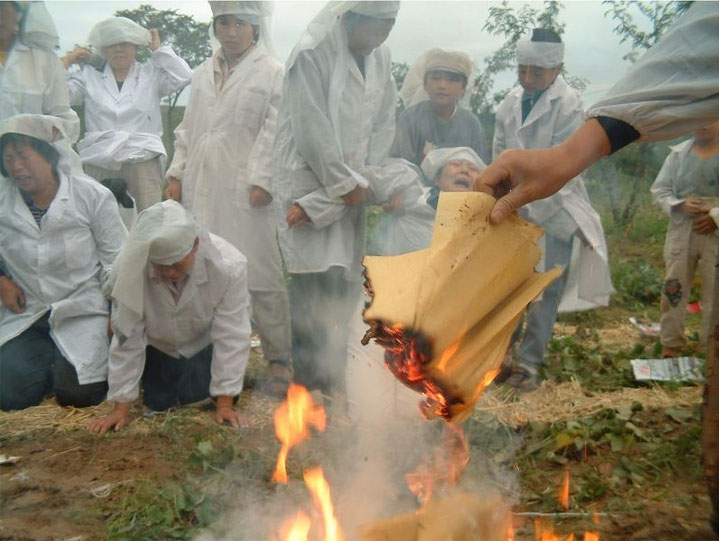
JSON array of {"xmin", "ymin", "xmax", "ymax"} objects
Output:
[{"xmin": 89, "ymin": 200, "xmax": 251, "ymax": 433}]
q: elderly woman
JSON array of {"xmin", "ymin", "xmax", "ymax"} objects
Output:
[
  {"xmin": 0, "ymin": 1, "xmax": 79, "ymax": 139},
  {"xmin": 62, "ymin": 17, "xmax": 192, "ymax": 211},
  {"xmin": 0, "ymin": 114, "xmax": 127, "ymax": 411}
]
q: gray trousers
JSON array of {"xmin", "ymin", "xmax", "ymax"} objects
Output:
[
  {"xmin": 515, "ymin": 233, "xmax": 573, "ymax": 371},
  {"xmin": 250, "ymin": 288, "xmax": 291, "ymax": 363},
  {"xmin": 0, "ymin": 314, "xmax": 107, "ymax": 410},
  {"xmin": 84, "ymin": 157, "xmax": 163, "ymax": 212}
]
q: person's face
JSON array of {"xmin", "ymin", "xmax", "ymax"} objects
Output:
[
  {"xmin": 344, "ymin": 17, "xmax": 395, "ymax": 57},
  {"xmin": 214, "ymin": 15, "xmax": 254, "ymax": 58},
  {"xmin": 693, "ymin": 121, "xmax": 719, "ymax": 143},
  {"xmin": 152, "ymin": 241, "xmax": 199, "ymax": 283},
  {"xmin": 436, "ymin": 159, "xmax": 482, "ymax": 192},
  {"xmin": 103, "ymin": 42, "xmax": 137, "ymax": 72},
  {"xmin": 424, "ymin": 70, "xmax": 467, "ymax": 108},
  {"xmin": 0, "ymin": 2, "xmax": 19, "ymax": 43},
  {"xmin": 1, "ymin": 141, "xmax": 55, "ymax": 195},
  {"xmin": 517, "ymin": 64, "xmax": 561, "ymax": 93}
]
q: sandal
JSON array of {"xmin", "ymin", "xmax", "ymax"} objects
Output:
[
  {"xmin": 260, "ymin": 360, "xmax": 292, "ymax": 399},
  {"xmin": 505, "ymin": 365, "xmax": 539, "ymax": 392}
]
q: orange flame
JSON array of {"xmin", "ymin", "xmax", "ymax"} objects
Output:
[
  {"xmin": 534, "ymin": 519, "xmax": 577, "ymax": 541},
  {"xmin": 303, "ymin": 467, "xmax": 344, "ymax": 541},
  {"xmin": 584, "ymin": 509, "xmax": 600, "ymax": 541},
  {"xmin": 559, "ymin": 470, "xmax": 570, "ymax": 510},
  {"xmin": 507, "ymin": 520, "xmax": 515, "ymax": 541},
  {"xmin": 405, "ymin": 423, "xmax": 470, "ymax": 502},
  {"xmin": 272, "ymin": 384, "xmax": 326, "ymax": 483},
  {"xmin": 279, "ymin": 511, "xmax": 311, "ymax": 541}
]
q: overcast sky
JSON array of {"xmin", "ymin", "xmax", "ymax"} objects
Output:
[{"xmin": 45, "ymin": 0, "xmax": 648, "ymax": 105}]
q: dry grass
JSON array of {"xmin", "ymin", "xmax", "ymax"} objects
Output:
[{"xmin": 473, "ymin": 379, "xmax": 701, "ymax": 427}]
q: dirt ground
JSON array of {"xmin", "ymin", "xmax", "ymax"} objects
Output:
[{"xmin": 1, "ymin": 324, "xmax": 716, "ymax": 541}]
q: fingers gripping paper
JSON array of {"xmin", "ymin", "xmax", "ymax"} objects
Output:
[{"xmin": 362, "ymin": 192, "xmax": 562, "ymax": 423}]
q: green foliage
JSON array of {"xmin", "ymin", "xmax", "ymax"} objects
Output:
[
  {"xmin": 612, "ymin": 259, "xmax": 663, "ymax": 306},
  {"xmin": 603, "ymin": 1, "xmax": 692, "ymax": 63}
]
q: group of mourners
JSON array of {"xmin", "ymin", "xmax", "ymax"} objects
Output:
[{"xmin": 0, "ymin": 1, "xmax": 717, "ymax": 452}]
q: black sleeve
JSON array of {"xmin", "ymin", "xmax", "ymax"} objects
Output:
[{"xmin": 595, "ymin": 116, "xmax": 641, "ymax": 154}]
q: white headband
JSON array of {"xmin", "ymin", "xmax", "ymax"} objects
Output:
[{"xmin": 516, "ymin": 39, "xmax": 564, "ymax": 68}]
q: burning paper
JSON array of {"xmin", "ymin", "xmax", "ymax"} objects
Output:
[{"xmin": 363, "ymin": 192, "xmax": 562, "ymax": 422}]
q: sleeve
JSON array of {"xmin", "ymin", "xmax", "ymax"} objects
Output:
[
  {"xmin": 150, "ymin": 46, "xmax": 193, "ymax": 97},
  {"xmin": 288, "ymin": 52, "xmax": 364, "ymax": 199},
  {"xmin": 366, "ymin": 59, "xmax": 398, "ymax": 166},
  {"xmin": 587, "ymin": 3, "xmax": 719, "ymax": 143},
  {"xmin": 650, "ymin": 150, "xmax": 684, "ymax": 215},
  {"xmin": 295, "ymin": 188, "xmax": 348, "ymax": 230},
  {"xmin": 65, "ymin": 67, "xmax": 86, "ymax": 107},
  {"xmin": 469, "ymin": 115, "xmax": 491, "ymax": 165},
  {"xmin": 389, "ymin": 109, "xmax": 418, "ymax": 163},
  {"xmin": 165, "ymin": 76, "xmax": 196, "ymax": 180},
  {"xmin": 246, "ymin": 63, "xmax": 282, "ymax": 194},
  {"xmin": 209, "ymin": 258, "xmax": 252, "ymax": 398},
  {"xmin": 90, "ymin": 186, "xmax": 129, "ymax": 288},
  {"xmin": 43, "ymin": 51, "xmax": 81, "ymax": 143},
  {"xmin": 106, "ymin": 318, "xmax": 147, "ymax": 403}
]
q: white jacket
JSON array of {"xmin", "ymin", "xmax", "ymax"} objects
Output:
[
  {"xmin": 166, "ymin": 46, "xmax": 285, "ymax": 293},
  {"xmin": 0, "ymin": 172, "xmax": 126, "ymax": 384},
  {"xmin": 494, "ymin": 75, "xmax": 614, "ymax": 312},
  {"xmin": 107, "ymin": 233, "xmax": 251, "ymax": 403},
  {"xmin": 273, "ymin": 22, "xmax": 397, "ymax": 279},
  {"xmin": 0, "ymin": 41, "xmax": 79, "ymax": 141},
  {"xmin": 68, "ymin": 46, "xmax": 192, "ymax": 170}
]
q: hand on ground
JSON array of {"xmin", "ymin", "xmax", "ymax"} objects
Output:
[
  {"xmin": 214, "ymin": 406, "xmax": 250, "ymax": 428},
  {"xmin": 88, "ymin": 403, "xmax": 131, "ymax": 434}
]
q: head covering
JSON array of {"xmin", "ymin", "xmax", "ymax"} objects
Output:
[
  {"xmin": 109, "ymin": 200, "xmax": 198, "ymax": 338},
  {"xmin": 400, "ymin": 48, "xmax": 474, "ymax": 108},
  {"xmin": 0, "ymin": 113, "xmax": 83, "ymax": 176},
  {"xmin": 88, "ymin": 17, "xmax": 151, "ymax": 54},
  {"xmin": 17, "ymin": 1, "xmax": 59, "ymax": 50},
  {"xmin": 208, "ymin": 1, "xmax": 274, "ymax": 54},
  {"xmin": 285, "ymin": 1, "xmax": 400, "ymax": 160},
  {"xmin": 516, "ymin": 33, "xmax": 564, "ymax": 68},
  {"xmin": 420, "ymin": 147, "xmax": 486, "ymax": 182},
  {"xmin": 349, "ymin": 1, "xmax": 400, "ymax": 19}
]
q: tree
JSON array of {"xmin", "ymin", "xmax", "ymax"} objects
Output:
[
  {"xmin": 115, "ymin": 5, "xmax": 212, "ymax": 147},
  {"xmin": 584, "ymin": 1, "xmax": 691, "ymax": 227}
]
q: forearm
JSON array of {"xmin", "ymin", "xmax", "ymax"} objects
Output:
[{"xmin": 555, "ymin": 118, "xmax": 613, "ymax": 180}]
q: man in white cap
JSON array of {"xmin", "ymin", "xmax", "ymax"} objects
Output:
[
  {"xmin": 88, "ymin": 200, "xmax": 252, "ymax": 433},
  {"xmin": 274, "ymin": 1, "xmax": 399, "ymax": 397},
  {"xmin": 391, "ymin": 48, "xmax": 489, "ymax": 174},
  {"xmin": 62, "ymin": 16, "xmax": 192, "ymax": 211},
  {"xmin": 492, "ymin": 28, "xmax": 612, "ymax": 390},
  {"xmin": 164, "ymin": 1, "xmax": 292, "ymax": 399}
]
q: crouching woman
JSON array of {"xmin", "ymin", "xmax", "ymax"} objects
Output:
[
  {"xmin": 88, "ymin": 200, "xmax": 252, "ymax": 433},
  {"xmin": 0, "ymin": 114, "xmax": 127, "ymax": 410}
]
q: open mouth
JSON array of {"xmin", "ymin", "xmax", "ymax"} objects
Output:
[{"xmin": 452, "ymin": 178, "xmax": 471, "ymax": 189}]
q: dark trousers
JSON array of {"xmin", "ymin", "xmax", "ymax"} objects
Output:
[
  {"xmin": 141, "ymin": 344, "xmax": 213, "ymax": 411},
  {"xmin": 289, "ymin": 267, "xmax": 361, "ymax": 395},
  {"xmin": 0, "ymin": 314, "xmax": 107, "ymax": 411}
]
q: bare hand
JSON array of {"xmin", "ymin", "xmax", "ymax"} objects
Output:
[
  {"xmin": 0, "ymin": 276, "xmax": 26, "ymax": 314},
  {"xmin": 679, "ymin": 197, "xmax": 710, "ymax": 218},
  {"xmin": 475, "ymin": 118, "xmax": 612, "ymax": 224},
  {"xmin": 249, "ymin": 186, "xmax": 273, "ymax": 208},
  {"xmin": 164, "ymin": 177, "xmax": 182, "ymax": 202},
  {"xmin": 214, "ymin": 406, "xmax": 249, "ymax": 428},
  {"xmin": 88, "ymin": 403, "xmax": 132, "ymax": 434},
  {"xmin": 341, "ymin": 185, "xmax": 371, "ymax": 206},
  {"xmin": 286, "ymin": 203, "xmax": 310, "ymax": 228},
  {"xmin": 149, "ymin": 29, "xmax": 161, "ymax": 51},
  {"xmin": 381, "ymin": 191, "xmax": 404, "ymax": 214},
  {"xmin": 693, "ymin": 214, "xmax": 718, "ymax": 234},
  {"xmin": 62, "ymin": 46, "xmax": 91, "ymax": 69}
]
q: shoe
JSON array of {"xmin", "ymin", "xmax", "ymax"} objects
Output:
[
  {"xmin": 259, "ymin": 360, "xmax": 292, "ymax": 399},
  {"xmin": 505, "ymin": 365, "xmax": 539, "ymax": 392}
]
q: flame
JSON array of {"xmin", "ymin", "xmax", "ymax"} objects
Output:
[
  {"xmin": 272, "ymin": 383, "xmax": 327, "ymax": 483},
  {"xmin": 533, "ymin": 519, "xmax": 576, "ymax": 541},
  {"xmin": 507, "ymin": 520, "xmax": 515, "ymax": 541},
  {"xmin": 303, "ymin": 467, "xmax": 344, "ymax": 541},
  {"xmin": 279, "ymin": 511, "xmax": 311, "ymax": 541},
  {"xmin": 434, "ymin": 336, "xmax": 463, "ymax": 372},
  {"xmin": 558, "ymin": 470, "xmax": 570, "ymax": 510},
  {"xmin": 405, "ymin": 423, "xmax": 469, "ymax": 502},
  {"xmin": 584, "ymin": 509, "xmax": 600, "ymax": 541}
]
